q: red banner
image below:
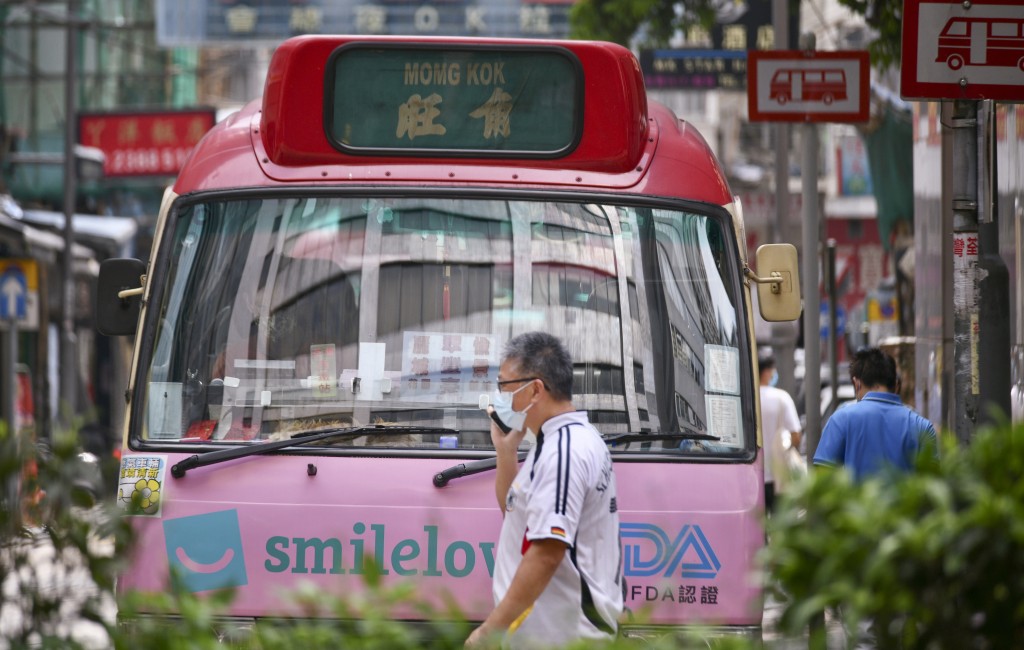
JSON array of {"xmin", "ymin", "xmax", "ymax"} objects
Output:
[{"xmin": 78, "ymin": 109, "xmax": 216, "ymax": 177}]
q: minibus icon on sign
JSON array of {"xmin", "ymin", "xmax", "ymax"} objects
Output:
[
  {"xmin": 901, "ymin": 0, "xmax": 1024, "ymax": 101},
  {"xmin": 935, "ymin": 17, "xmax": 1024, "ymax": 71},
  {"xmin": 747, "ymin": 50, "xmax": 869, "ymax": 123},
  {"xmin": 769, "ymin": 68, "xmax": 848, "ymax": 105}
]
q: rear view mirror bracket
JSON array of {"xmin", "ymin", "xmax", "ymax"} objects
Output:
[
  {"xmin": 96, "ymin": 258, "xmax": 147, "ymax": 336},
  {"xmin": 749, "ymin": 243, "xmax": 802, "ymax": 322}
]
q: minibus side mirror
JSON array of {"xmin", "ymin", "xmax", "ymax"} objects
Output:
[
  {"xmin": 748, "ymin": 243, "xmax": 801, "ymax": 322},
  {"xmin": 96, "ymin": 258, "xmax": 147, "ymax": 336}
]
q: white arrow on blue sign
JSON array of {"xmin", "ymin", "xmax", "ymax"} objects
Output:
[{"xmin": 0, "ymin": 266, "xmax": 28, "ymax": 320}]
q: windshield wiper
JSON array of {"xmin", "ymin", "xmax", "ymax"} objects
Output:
[
  {"xmin": 602, "ymin": 430, "xmax": 720, "ymax": 445},
  {"xmin": 171, "ymin": 425, "xmax": 458, "ymax": 478},
  {"xmin": 433, "ymin": 428, "xmax": 722, "ymax": 488},
  {"xmin": 433, "ymin": 451, "xmax": 529, "ymax": 488}
]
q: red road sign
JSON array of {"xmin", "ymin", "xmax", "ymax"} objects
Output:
[
  {"xmin": 901, "ymin": 0, "xmax": 1024, "ymax": 101},
  {"xmin": 748, "ymin": 51, "xmax": 869, "ymax": 123}
]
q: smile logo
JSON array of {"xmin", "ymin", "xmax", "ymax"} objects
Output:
[{"xmin": 163, "ymin": 509, "xmax": 248, "ymax": 592}]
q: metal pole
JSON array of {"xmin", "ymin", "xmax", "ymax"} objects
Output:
[
  {"xmin": 61, "ymin": 0, "xmax": 78, "ymax": 427},
  {"xmin": 2, "ymin": 320, "xmax": 16, "ymax": 440},
  {"xmin": 950, "ymin": 99, "xmax": 979, "ymax": 442},
  {"xmin": 802, "ymin": 120, "xmax": 822, "ymax": 461},
  {"xmin": 800, "ymin": 33, "xmax": 822, "ymax": 462},
  {"xmin": 2, "ymin": 319, "xmax": 17, "ymax": 524},
  {"xmin": 976, "ymin": 100, "xmax": 1010, "ymax": 425},
  {"xmin": 771, "ymin": 0, "xmax": 796, "ymax": 397},
  {"xmin": 827, "ymin": 239, "xmax": 838, "ymax": 409}
]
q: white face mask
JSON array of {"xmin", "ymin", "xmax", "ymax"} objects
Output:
[{"xmin": 491, "ymin": 382, "xmax": 534, "ymax": 433}]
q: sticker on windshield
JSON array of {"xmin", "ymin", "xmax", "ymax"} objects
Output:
[
  {"xmin": 116, "ymin": 454, "xmax": 167, "ymax": 516},
  {"xmin": 148, "ymin": 382, "xmax": 183, "ymax": 439},
  {"xmin": 704, "ymin": 345, "xmax": 740, "ymax": 396},
  {"xmin": 705, "ymin": 395, "xmax": 743, "ymax": 447},
  {"xmin": 311, "ymin": 343, "xmax": 338, "ymax": 398},
  {"xmin": 163, "ymin": 509, "xmax": 248, "ymax": 592}
]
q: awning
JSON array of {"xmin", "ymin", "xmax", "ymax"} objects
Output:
[
  {"xmin": 0, "ymin": 196, "xmax": 96, "ymax": 264},
  {"xmin": 18, "ymin": 209, "xmax": 138, "ymax": 258}
]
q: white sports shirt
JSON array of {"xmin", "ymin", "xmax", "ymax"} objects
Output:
[
  {"xmin": 493, "ymin": 411, "xmax": 623, "ymax": 648},
  {"xmin": 759, "ymin": 384, "xmax": 801, "ymax": 484}
]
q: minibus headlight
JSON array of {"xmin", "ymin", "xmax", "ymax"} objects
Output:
[
  {"xmin": 619, "ymin": 624, "xmax": 762, "ymax": 647},
  {"xmin": 119, "ymin": 615, "xmax": 257, "ymax": 647}
]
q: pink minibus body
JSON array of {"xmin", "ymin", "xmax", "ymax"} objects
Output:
[{"xmin": 101, "ymin": 36, "xmax": 795, "ymax": 645}]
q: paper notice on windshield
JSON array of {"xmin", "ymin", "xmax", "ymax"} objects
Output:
[
  {"xmin": 704, "ymin": 345, "xmax": 740, "ymax": 395},
  {"xmin": 705, "ymin": 394, "xmax": 743, "ymax": 448},
  {"xmin": 311, "ymin": 344, "xmax": 337, "ymax": 398},
  {"xmin": 148, "ymin": 382, "xmax": 183, "ymax": 439},
  {"xmin": 402, "ymin": 332, "xmax": 498, "ymax": 404}
]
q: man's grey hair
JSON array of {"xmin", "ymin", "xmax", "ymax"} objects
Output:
[{"xmin": 502, "ymin": 332, "xmax": 573, "ymax": 401}]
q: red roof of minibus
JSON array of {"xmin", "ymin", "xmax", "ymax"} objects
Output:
[{"xmin": 173, "ymin": 36, "xmax": 732, "ymax": 206}]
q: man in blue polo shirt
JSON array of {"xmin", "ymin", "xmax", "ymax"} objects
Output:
[{"xmin": 813, "ymin": 347, "xmax": 936, "ymax": 480}]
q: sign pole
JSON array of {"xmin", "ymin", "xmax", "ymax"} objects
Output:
[
  {"xmin": 2, "ymin": 318, "xmax": 15, "ymax": 441},
  {"xmin": 975, "ymin": 101, "xmax": 1010, "ymax": 428},
  {"xmin": 61, "ymin": 0, "xmax": 78, "ymax": 428},
  {"xmin": 800, "ymin": 33, "xmax": 822, "ymax": 463},
  {"xmin": 949, "ymin": 99, "xmax": 979, "ymax": 442},
  {"xmin": 771, "ymin": 0, "xmax": 797, "ymax": 397}
]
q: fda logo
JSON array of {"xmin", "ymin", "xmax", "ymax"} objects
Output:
[{"xmin": 621, "ymin": 523, "xmax": 721, "ymax": 579}]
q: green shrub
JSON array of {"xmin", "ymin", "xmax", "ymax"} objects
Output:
[{"xmin": 763, "ymin": 422, "xmax": 1024, "ymax": 649}]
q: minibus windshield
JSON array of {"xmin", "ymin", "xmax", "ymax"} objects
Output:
[{"xmin": 137, "ymin": 195, "xmax": 751, "ymax": 457}]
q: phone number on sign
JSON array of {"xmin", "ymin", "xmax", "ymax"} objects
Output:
[{"xmin": 107, "ymin": 147, "xmax": 192, "ymax": 175}]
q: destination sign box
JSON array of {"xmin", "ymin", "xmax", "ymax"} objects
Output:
[{"xmin": 326, "ymin": 45, "xmax": 582, "ymax": 156}]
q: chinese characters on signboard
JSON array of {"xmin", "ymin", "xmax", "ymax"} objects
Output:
[
  {"xmin": 401, "ymin": 332, "xmax": 497, "ymax": 404},
  {"xmin": 157, "ymin": 0, "xmax": 571, "ymax": 45},
  {"xmin": 328, "ymin": 49, "xmax": 579, "ymax": 154},
  {"xmin": 78, "ymin": 109, "xmax": 216, "ymax": 177},
  {"xmin": 638, "ymin": 1, "xmax": 799, "ymax": 91}
]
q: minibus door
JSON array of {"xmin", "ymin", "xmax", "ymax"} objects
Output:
[{"xmin": 971, "ymin": 21, "xmax": 987, "ymax": 65}]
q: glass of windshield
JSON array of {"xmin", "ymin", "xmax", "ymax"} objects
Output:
[{"xmin": 137, "ymin": 196, "xmax": 750, "ymax": 456}]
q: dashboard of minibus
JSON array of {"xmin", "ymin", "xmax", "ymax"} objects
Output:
[{"xmin": 130, "ymin": 193, "xmax": 756, "ymax": 459}]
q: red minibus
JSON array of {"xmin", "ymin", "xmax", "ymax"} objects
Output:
[{"xmin": 97, "ymin": 36, "xmax": 801, "ymax": 645}]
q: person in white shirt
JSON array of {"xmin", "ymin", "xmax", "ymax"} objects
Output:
[
  {"xmin": 758, "ymin": 353, "xmax": 802, "ymax": 514},
  {"xmin": 465, "ymin": 332, "xmax": 623, "ymax": 649}
]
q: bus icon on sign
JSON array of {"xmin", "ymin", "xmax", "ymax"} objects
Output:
[
  {"xmin": 936, "ymin": 17, "xmax": 1024, "ymax": 71},
  {"xmin": 769, "ymin": 69, "xmax": 848, "ymax": 105}
]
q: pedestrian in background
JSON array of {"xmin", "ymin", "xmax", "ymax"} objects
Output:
[
  {"xmin": 813, "ymin": 347, "xmax": 937, "ymax": 480},
  {"xmin": 466, "ymin": 332, "xmax": 623, "ymax": 648},
  {"xmin": 758, "ymin": 352, "xmax": 802, "ymax": 514}
]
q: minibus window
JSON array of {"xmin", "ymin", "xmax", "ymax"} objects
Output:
[{"xmin": 138, "ymin": 197, "xmax": 750, "ymax": 456}]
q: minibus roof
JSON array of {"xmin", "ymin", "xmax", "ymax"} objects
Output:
[{"xmin": 174, "ymin": 36, "xmax": 733, "ymax": 206}]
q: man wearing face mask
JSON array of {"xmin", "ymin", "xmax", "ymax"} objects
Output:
[
  {"xmin": 465, "ymin": 332, "xmax": 623, "ymax": 649},
  {"xmin": 758, "ymin": 352, "xmax": 801, "ymax": 515}
]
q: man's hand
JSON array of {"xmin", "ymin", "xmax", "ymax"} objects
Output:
[
  {"xmin": 465, "ymin": 539, "xmax": 565, "ymax": 646},
  {"xmin": 491, "ymin": 417, "xmax": 527, "ymax": 513},
  {"xmin": 465, "ymin": 623, "xmax": 498, "ymax": 647}
]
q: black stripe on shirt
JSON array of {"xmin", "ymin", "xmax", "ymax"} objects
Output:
[
  {"xmin": 560, "ymin": 426, "xmax": 571, "ymax": 515},
  {"xmin": 569, "ymin": 540, "xmax": 615, "ymax": 635}
]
